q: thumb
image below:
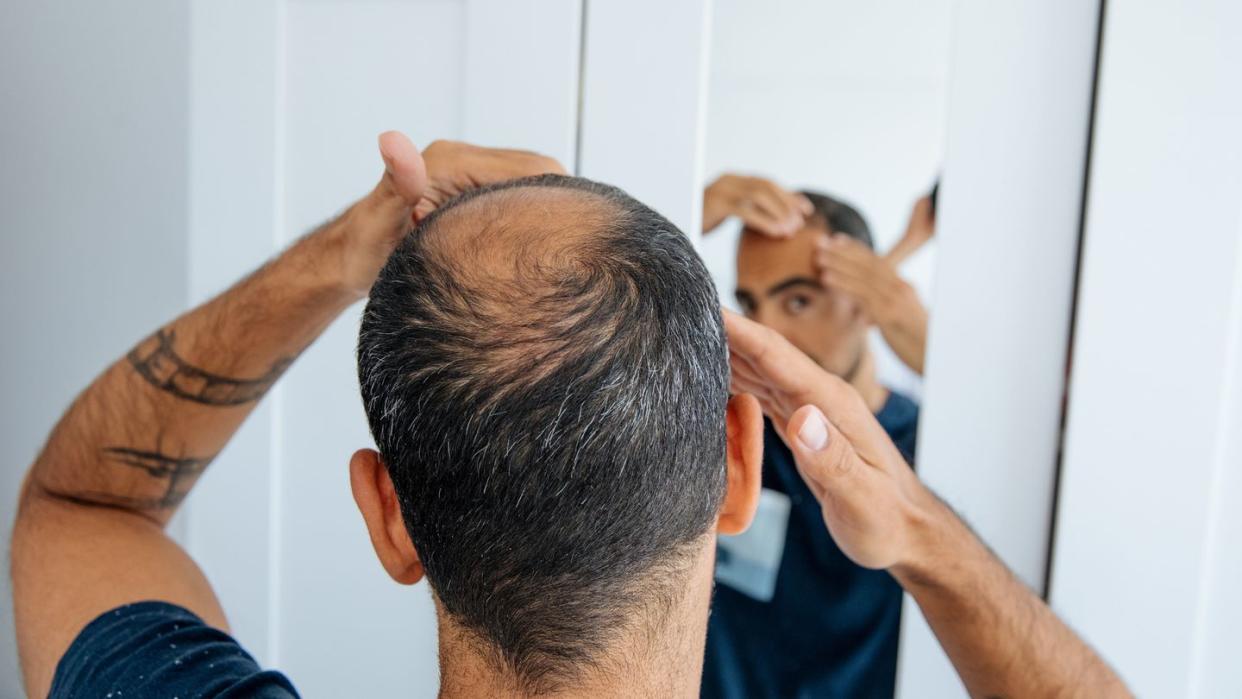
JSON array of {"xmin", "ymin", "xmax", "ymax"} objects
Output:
[
  {"xmin": 785, "ymin": 404, "xmax": 858, "ymax": 502},
  {"xmin": 376, "ymin": 131, "xmax": 427, "ymax": 205}
]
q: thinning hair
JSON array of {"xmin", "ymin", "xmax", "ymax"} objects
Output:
[
  {"xmin": 800, "ymin": 189, "xmax": 874, "ymax": 249},
  {"xmin": 357, "ymin": 175, "xmax": 729, "ymax": 693}
]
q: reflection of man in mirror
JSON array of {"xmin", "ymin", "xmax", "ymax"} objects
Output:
[{"xmin": 700, "ymin": 174, "xmax": 933, "ymax": 698}]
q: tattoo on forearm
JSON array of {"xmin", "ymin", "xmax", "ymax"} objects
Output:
[
  {"xmin": 96, "ymin": 446, "xmax": 212, "ymax": 509},
  {"xmin": 128, "ymin": 328, "xmax": 292, "ymax": 405}
]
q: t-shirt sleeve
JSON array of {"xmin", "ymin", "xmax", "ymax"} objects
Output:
[{"xmin": 49, "ymin": 601, "xmax": 300, "ymax": 699}]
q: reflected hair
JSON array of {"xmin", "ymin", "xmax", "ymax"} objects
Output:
[{"xmin": 800, "ymin": 190, "xmax": 874, "ymax": 249}]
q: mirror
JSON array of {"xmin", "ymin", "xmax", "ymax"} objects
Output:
[{"xmin": 700, "ymin": 2, "xmax": 954, "ymax": 697}]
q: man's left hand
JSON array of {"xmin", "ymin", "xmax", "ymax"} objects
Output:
[
  {"xmin": 335, "ymin": 133, "xmax": 566, "ymax": 298},
  {"xmin": 814, "ymin": 234, "xmax": 929, "ymax": 374}
]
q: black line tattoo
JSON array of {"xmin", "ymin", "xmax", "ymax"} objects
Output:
[
  {"xmin": 101, "ymin": 446, "xmax": 212, "ymax": 509},
  {"xmin": 127, "ymin": 328, "xmax": 292, "ymax": 405}
]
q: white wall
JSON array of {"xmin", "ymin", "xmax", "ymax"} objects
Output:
[
  {"xmin": 1049, "ymin": 0, "xmax": 1242, "ymax": 695},
  {"xmin": 184, "ymin": 1, "xmax": 584, "ymax": 696},
  {"xmin": 700, "ymin": 0, "xmax": 953, "ymax": 396},
  {"xmin": 578, "ymin": 0, "xmax": 712, "ymax": 234},
  {"xmin": 0, "ymin": 2, "xmax": 191, "ymax": 695},
  {"xmin": 0, "ymin": 1, "xmax": 582, "ymax": 695}
]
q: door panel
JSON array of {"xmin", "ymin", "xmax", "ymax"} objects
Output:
[{"xmin": 186, "ymin": 1, "xmax": 581, "ymax": 694}]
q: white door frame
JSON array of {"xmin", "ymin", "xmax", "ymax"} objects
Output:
[{"xmin": 897, "ymin": 1, "xmax": 1103, "ymax": 694}]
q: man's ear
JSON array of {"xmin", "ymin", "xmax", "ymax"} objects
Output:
[
  {"xmin": 349, "ymin": 448, "xmax": 424, "ymax": 585},
  {"xmin": 718, "ymin": 393, "xmax": 765, "ymax": 535}
]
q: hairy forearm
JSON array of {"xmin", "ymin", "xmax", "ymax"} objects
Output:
[
  {"xmin": 878, "ymin": 307, "xmax": 927, "ymax": 376},
  {"xmin": 892, "ymin": 498, "xmax": 1130, "ymax": 698},
  {"xmin": 24, "ymin": 224, "xmax": 357, "ymax": 526}
]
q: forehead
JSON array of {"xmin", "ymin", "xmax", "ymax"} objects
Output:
[{"xmin": 736, "ymin": 222, "xmax": 827, "ymax": 288}]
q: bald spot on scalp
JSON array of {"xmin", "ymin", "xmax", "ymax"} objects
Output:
[
  {"xmin": 420, "ymin": 186, "xmax": 619, "ymax": 289},
  {"xmin": 404, "ymin": 185, "xmax": 638, "ymax": 412}
]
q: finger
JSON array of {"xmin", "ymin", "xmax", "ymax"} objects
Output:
[
  {"xmin": 814, "ymin": 247, "xmax": 867, "ymax": 275},
  {"xmin": 783, "ymin": 404, "xmax": 863, "ymax": 502},
  {"xmin": 482, "ymin": 149, "xmax": 567, "ymax": 182},
  {"xmin": 818, "ymin": 269, "xmax": 874, "ymax": 300},
  {"xmin": 752, "ymin": 182, "xmax": 805, "ymax": 234},
  {"xmin": 738, "ymin": 203, "xmax": 795, "ymax": 238},
  {"xmin": 376, "ymin": 131, "xmax": 428, "ymax": 205},
  {"xmin": 413, "ymin": 199, "xmax": 437, "ymax": 222},
  {"xmin": 815, "ymin": 254, "xmax": 876, "ymax": 295},
  {"xmin": 731, "ymin": 367, "xmax": 804, "ymax": 417},
  {"xmin": 723, "ymin": 309, "xmax": 888, "ymax": 445},
  {"xmin": 825, "ymin": 235, "xmax": 876, "ymax": 262},
  {"xmin": 819, "ymin": 258, "xmax": 877, "ymax": 289},
  {"xmin": 413, "ymin": 141, "xmax": 564, "ymax": 221},
  {"xmin": 723, "ymin": 309, "xmax": 814, "ymax": 395},
  {"xmin": 796, "ymin": 192, "xmax": 814, "ymax": 216},
  {"xmin": 815, "ymin": 238, "xmax": 872, "ymax": 272}
]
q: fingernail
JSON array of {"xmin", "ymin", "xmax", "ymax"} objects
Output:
[{"xmin": 797, "ymin": 409, "xmax": 829, "ymax": 452}]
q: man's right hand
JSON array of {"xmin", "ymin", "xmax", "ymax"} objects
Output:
[
  {"xmin": 415, "ymin": 139, "xmax": 567, "ymax": 220},
  {"xmin": 723, "ymin": 308, "xmax": 1131, "ymax": 698},
  {"xmin": 702, "ymin": 173, "xmax": 813, "ymax": 237},
  {"xmin": 723, "ymin": 309, "xmax": 936, "ymax": 569},
  {"xmin": 337, "ymin": 134, "xmax": 565, "ymax": 299}
]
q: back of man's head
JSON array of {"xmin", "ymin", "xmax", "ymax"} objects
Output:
[{"xmin": 357, "ymin": 175, "xmax": 728, "ymax": 692}]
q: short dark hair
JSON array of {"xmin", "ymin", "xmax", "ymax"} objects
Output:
[
  {"xmin": 357, "ymin": 175, "xmax": 729, "ymax": 691},
  {"xmin": 800, "ymin": 190, "xmax": 874, "ymax": 249}
]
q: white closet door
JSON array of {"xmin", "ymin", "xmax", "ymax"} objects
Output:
[
  {"xmin": 1049, "ymin": 0, "xmax": 1242, "ymax": 695},
  {"xmin": 577, "ymin": 0, "xmax": 712, "ymax": 235},
  {"xmin": 186, "ymin": 1, "xmax": 581, "ymax": 695},
  {"xmin": 896, "ymin": 0, "xmax": 1102, "ymax": 695}
]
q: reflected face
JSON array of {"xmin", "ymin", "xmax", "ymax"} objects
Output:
[{"xmin": 734, "ymin": 223, "xmax": 868, "ymax": 378}]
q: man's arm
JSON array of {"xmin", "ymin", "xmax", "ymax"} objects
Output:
[
  {"xmin": 702, "ymin": 173, "xmax": 812, "ymax": 237},
  {"xmin": 723, "ymin": 310, "xmax": 1130, "ymax": 698},
  {"xmin": 885, "ymin": 192, "xmax": 936, "ymax": 267},
  {"xmin": 813, "ymin": 233, "xmax": 928, "ymax": 375},
  {"xmin": 10, "ymin": 133, "xmax": 562, "ymax": 697}
]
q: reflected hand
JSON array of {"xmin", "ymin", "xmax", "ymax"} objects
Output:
[
  {"xmin": 333, "ymin": 133, "xmax": 565, "ymax": 298},
  {"xmin": 703, "ymin": 173, "xmax": 813, "ymax": 237},
  {"xmin": 814, "ymin": 234, "xmax": 928, "ymax": 374},
  {"xmin": 724, "ymin": 310, "xmax": 935, "ymax": 569},
  {"xmin": 414, "ymin": 139, "xmax": 567, "ymax": 220},
  {"xmin": 885, "ymin": 193, "xmax": 936, "ymax": 266}
]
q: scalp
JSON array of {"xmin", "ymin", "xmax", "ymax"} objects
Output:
[
  {"xmin": 358, "ymin": 174, "xmax": 729, "ymax": 692},
  {"xmin": 419, "ymin": 186, "xmax": 619, "ymax": 288}
]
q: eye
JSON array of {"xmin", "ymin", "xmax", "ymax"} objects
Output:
[
  {"xmin": 784, "ymin": 294, "xmax": 812, "ymax": 315},
  {"xmin": 735, "ymin": 294, "xmax": 757, "ymax": 316}
]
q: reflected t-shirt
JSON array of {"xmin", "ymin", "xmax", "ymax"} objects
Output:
[
  {"xmin": 702, "ymin": 391, "xmax": 920, "ymax": 699},
  {"xmin": 50, "ymin": 601, "xmax": 299, "ymax": 698}
]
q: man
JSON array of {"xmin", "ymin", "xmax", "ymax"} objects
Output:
[
  {"xmin": 11, "ymin": 134, "xmax": 1127, "ymax": 698},
  {"xmin": 701, "ymin": 175, "xmax": 927, "ymax": 697}
]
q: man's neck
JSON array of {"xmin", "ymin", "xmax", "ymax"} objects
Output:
[
  {"xmin": 437, "ymin": 544, "xmax": 715, "ymax": 698},
  {"xmin": 849, "ymin": 349, "xmax": 890, "ymax": 414}
]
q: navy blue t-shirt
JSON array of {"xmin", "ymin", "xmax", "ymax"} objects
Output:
[
  {"xmin": 50, "ymin": 601, "xmax": 299, "ymax": 698},
  {"xmin": 703, "ymin": 391, "xmax": 920, "ymax": 699}
]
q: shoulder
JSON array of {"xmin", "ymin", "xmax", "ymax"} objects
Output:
[
  {"xmin": 876, "ymin": 391, "xmax": 920, "ymax": 462},
  {"xmin": 50, "ymin": 601, "xmax": 299, "ymax": 699},
  {"xmin": 880, "ymin": 390, "xmax": 920, "ymax": 422}
]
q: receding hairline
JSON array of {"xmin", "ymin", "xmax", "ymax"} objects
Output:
[{"xmin": 413, "ymin": 184, "xmax": 635, "ymax": 291}]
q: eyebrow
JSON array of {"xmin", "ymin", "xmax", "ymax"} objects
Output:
[{"xmin": 765, "ymin": 276, "xmax": 823, "ymax": 297}]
